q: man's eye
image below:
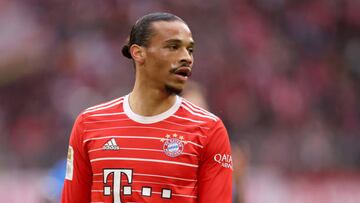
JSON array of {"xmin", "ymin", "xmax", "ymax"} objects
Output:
[
  {"xmin": 168, "ymin": 45, "xmax": 178, "ymax": 50},
  {"xmin": 188, "ymin": 48, "xmax": 194, "ymax": 54}
]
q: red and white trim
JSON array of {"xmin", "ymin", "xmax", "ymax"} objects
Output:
[
  {"xmin": 181, "ymin": 103, "xmax": 217, "ymax": 121},
  {"xmin": 85, "ymin": 97, "xmax": 123, "ymax": 111},
  {"xmin": 182, "ymin": 99, "xmax": 218, "ymax": 120},
  {"xmin": 83, "ymin": 126, "xmax": 206, "ymax": 138},
  {"xmin": 83, "ymin": 98, "xmax": 124, "ymax": 114},
  {"xmin": 90, "ymin": 157, "xmax": 198, "ymax": 168},
  {"xmin": 123, "ymin": 94, "xmax": 181, "ymax": 124}
]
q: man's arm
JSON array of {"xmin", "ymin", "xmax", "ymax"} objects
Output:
[
  {"xmin": 61, "ymin": 114, "xmax": 92, "ymax": 203},
  {"xmin": 198, "ymin": 119, "xmax": 233, "ymax": 203}
]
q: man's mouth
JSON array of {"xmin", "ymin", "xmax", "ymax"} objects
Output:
[{"xmin": 173, "ymin": 67, "xmax": 192, "ymax": 77}]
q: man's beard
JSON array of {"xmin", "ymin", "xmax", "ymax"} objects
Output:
[{"xmin": 165, "ymin": 84, "xmax": 183, "ymax": 95}]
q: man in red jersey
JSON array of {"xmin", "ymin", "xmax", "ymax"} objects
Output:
[{"xmin": 62, "ymin": 12, "xmax": 233, "ymax": 203}]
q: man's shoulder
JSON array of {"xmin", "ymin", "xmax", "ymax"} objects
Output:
[
  {"xmin": 178, "ymin": 97, "xmax": 220, "ymax": 125},
  {"xmin": 80, "ymin": 96, "xmax": 126, "ymax": 117}
]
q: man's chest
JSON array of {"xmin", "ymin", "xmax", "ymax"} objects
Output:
[{"xmin": 84, "ymin": 123, "xmax": 206, "ymax": 202}]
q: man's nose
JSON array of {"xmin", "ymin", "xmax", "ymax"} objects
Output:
[{"xmin": 180, "ymin": 48, "xmax": 193, "ymax": 66}]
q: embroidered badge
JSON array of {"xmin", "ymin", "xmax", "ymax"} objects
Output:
[{"xmin": 161, "ymin": 134, "xmax": 187, "ymax": 157}]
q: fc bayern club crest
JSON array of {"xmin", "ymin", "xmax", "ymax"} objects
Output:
[{"xmin": 161, "ymin": 134, "xmax": 187, "ymax": 157}]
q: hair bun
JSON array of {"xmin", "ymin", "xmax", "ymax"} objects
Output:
[{"xmin": 121, "ymin": 45, "xmax": 132, "ymax": 59}]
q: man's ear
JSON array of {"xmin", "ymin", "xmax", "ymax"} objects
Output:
[{"xmin": 130, "ymin": 44, "xmax": 146, "ymax": 64}]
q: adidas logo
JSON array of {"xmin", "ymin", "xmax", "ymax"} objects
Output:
[{"xmin": 103, "ymin": 138, "xmax": 120, "ymax": 150}]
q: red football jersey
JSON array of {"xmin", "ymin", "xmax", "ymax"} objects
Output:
[{"xmin": 61, "ymin": 95, "xmax": 232, "ymax": 203}]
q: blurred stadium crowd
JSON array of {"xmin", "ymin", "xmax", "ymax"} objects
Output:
[{"xmin": 0, "ymin": 0, "xmax": 359, "ymax": 202}]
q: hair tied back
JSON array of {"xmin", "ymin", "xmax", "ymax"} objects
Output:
[{"xmin": 122, "ymin": 44, "xmax": 132, "ymax": 59}]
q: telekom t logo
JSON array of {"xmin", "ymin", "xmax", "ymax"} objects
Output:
[{"xmin": 103, "ymin": 169, "xmax": 133, "ymax": 203}]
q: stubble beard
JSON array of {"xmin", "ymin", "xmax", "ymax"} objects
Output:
[
  {"xmin": 165, "ymin": 64, "xmax": 186, "ymax": 95},
  {"xmin": 165, "ymin": 84, "xmax": 183, "ymax": 95}
]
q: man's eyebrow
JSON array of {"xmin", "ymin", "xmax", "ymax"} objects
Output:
[{"xmin": 164, "ymin": 39, "xmax": 195, "ymax": 46}]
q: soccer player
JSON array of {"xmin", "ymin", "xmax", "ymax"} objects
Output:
[{"xmin": 61, "ymin": 12, "xmax": 232, "ymax": 203}]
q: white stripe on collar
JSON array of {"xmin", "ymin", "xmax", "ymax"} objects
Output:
[{"xmin": 123, "ymin": 94, "xmax": 181, "ymax": 124}]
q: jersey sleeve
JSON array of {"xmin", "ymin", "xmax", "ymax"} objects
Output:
[
  {"xmin": 198, "ymin": 119, "xmax": 233, "ymax": 203},
  {"xmin": 61, "ymin": 114, "xmax": 92, "ymax": 203}
]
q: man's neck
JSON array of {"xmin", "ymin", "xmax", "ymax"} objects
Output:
[{"xmin": 129, "ymin": 85, "xmax": 177, "ymax": 117}]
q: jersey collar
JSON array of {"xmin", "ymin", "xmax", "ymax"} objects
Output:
[{"xmin": 123, "ymin": 94, "xmax": 181, "ymax": 124}]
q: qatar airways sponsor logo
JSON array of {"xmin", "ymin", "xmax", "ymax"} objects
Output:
[{"xmin": 214, "ymin": 153, "xmax": 233, "ymax": 169}]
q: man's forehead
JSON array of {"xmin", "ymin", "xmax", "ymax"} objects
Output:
[{"xmin": 150, "ymin": 21, "xmax": 194, "ymax": 44}]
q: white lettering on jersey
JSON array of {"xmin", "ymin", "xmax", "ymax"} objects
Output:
[
  {"xmin": 214, "ymin": 154, "xmax": 233, "ymax": 169},
  {"xmin": 103, "ymin": 169, "xmax": 133, "ymax": 203}
]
